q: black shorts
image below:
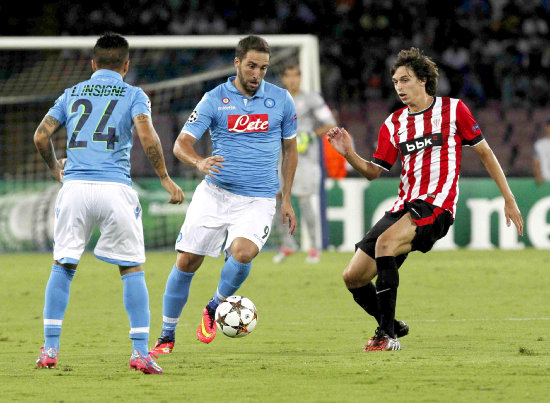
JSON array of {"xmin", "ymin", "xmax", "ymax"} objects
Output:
[{"xmin": 355, "ymin": 199, "xmax": 454, "ymax": 264}]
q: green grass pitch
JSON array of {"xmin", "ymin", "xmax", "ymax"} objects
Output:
[{"xmin": 1, "ymin": 249, "xmax": 549, "ymax": 402}]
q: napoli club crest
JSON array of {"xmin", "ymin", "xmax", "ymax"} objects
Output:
[{"xmin": 264, "ymin": 98, "xmax": 275, "ymax": 108}]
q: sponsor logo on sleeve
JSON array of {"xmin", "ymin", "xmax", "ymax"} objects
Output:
[
  {"xmin": 187, "ymin": 110, "xmax": 199, "ymax": 123},
  {"xmin": 472, "ymin": 123, "xmax": 480, "ymax": 133},
  {"xmin": 228, "ymin": 114, "xmax": 269, "ymax": 132}
]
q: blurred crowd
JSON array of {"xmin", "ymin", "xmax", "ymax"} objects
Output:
[{"xmin": 4, "ymin": 0, "xmax": 550, "ymax": 108}]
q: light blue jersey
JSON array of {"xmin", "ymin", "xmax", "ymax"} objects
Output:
[
  {"xmin": 182, "ymin": 76, "xmax": 297, "ymax": 198},
  {"xmin": 47, "ymin": 69, "xmax": 151, "ymax": 186}
]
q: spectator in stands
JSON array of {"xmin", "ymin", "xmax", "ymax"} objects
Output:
[{"xmin": 533, "ymin": 118, "xmax": 550, "ymax": 184}]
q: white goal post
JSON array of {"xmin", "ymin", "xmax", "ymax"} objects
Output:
[
  {"xmin": 0, "ymin": 34, "xmax": 325, "ymax": 252},
  {"xmin": 0, "ymin": 34, "xmax": 320, "ymax": 91}
]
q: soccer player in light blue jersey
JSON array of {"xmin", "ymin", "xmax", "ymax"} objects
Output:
[
  {"xmin": 33, "ymin": 33, "xmax": 184, "ymax": 374},
  {"xmin": 151, "ymin": 35, "xmax": 298, "ymax": 353}
]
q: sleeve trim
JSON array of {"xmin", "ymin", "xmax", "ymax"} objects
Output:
[
  {"xmin": 371, "ymin": 157, "xmax": 392, "ymax": 171},
  {"xmin": 463, "ymin": 133, "xmax": 484, "ymax": 147}
]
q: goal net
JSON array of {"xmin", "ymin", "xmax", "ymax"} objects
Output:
[{"xmin": 0, "ymin": 35, "xmax": 323, "ymax": 253}]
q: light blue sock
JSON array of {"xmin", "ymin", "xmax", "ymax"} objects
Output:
[
  {"xmin": 208, "ymin": 256, "xmax": 252, "ymax": 310},
  {"xmin": 121, "ymin": 271, "xmax": 150, "ymax": 355},
  {"xmin": 43, "ymin": 264, "xmax": 75, "ymax": 351},
  {"xmin": 161, "ymin": 265, "xmax": 194, "ymax": 339}
]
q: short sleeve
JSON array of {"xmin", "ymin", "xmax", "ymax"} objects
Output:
[
  {"xmin": 131, "ymin": 88, "xmax": 152, "ymax": 118},
  {"xmin": 47, "ymin": 91, "xmax": 68, "ymax": 126},
  {"xmin": 182, "ymin": 93, "xmax": 214, "ymax": 140},
  {"xmin": 281, "ymin": 91, "xmax": 297, "ymax": 139},
  {"xmin": 372, "ymin": 124, "xmax": 398, "ymax": 171},
  {"xmin": 456, "ymin": 100, "xmax": 484, "ymax": 146}
]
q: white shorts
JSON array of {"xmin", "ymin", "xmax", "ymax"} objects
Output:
[
  {"xmin": 53, "ymin": 180, "xmax": 145, "ymax": 266},
  {"xmin": 175, "ymin": 180, "xmax": 276, "ymax": 258}
]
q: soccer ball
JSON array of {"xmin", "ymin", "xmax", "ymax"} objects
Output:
[{"xmin": 215, "ymin": 295, "xmax": 258, "ymax": 338}]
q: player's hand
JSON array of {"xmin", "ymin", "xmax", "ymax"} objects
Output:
[
  {"xmin": 327, "ymin": 127, "xmax": 353, "ymax": 158},
  {"xmin": 197, "ymin": 156, "xmax": 225, "ymax": 178},
  {"xmin": 504, "ymin": 197, "xmax": 523, "ymax": 236},
  {"xmin": 50, "ymin": 158, "xmax": 66, "ymax": 183},
  {"xmin": 281, "ymin": 196, "xmax": 296, "ymax": 235},
  {"xmin": 58, "ymin": 158, "xmax": 66, "ymax": 182},
  {"xmin": 161, "ymin": 176, "xmax": 184, "ymax": 204}
]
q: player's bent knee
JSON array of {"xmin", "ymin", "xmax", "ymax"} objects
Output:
[
  {"xmin": 374, "ymin": 235, "xmax": 397, "ymax": 257},
  {"xmin": 175, "ymin": 251, "xmax": 203, "ymax": 273},
  {"xmin": 55, "ymin": 260, "xmax": 77, "ymax": 270},
  {"xmin": 342, "ymin": 266, "xmax": 362, "ymax": 288},
  {"xmin": 231, "ymin": 248, "xmax": 256, "ymax": 264}
]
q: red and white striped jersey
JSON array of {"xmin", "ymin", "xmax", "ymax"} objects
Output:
[{"xmin": 372, "ymin": 97, "xmax": 484, "ymax": 217}]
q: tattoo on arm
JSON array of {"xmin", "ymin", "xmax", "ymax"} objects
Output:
[
  {"xmin": 134, "ymin": 113, "xmax": 151, "ymax": 123},
  {"xmin": 38, "ymin": 140, "xmax": 58, "ymax": 170},
  {"xmin": 44, "ymin": 115, "xmax": 61, "ymax": 129},
  {"xmin": 145, "ymin": 141, "xmax": 167, "ymax": 178},
  {"xmin": 35, "ymin": 115, "xmax": 61, "ymax": 170}
]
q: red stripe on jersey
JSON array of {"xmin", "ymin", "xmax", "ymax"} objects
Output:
[
  {"xmin": 442, "ymin": 112, "xmax": 462, "ymax": 213},
  {"xmin": 425, "ymin": 97, "xmax": 450, "ymax": 205},
  {"xmin": 418, "ymin": 107, "xmax": 434, "ymax": 197},
  {"xmin": 392, "ymin": 110, "xmax": 407, "ymax": 210},
  {"xmin": 404, "ymin": 113, "xmax": 418, "ymax": 203},
  {"xmin": 375, "ymin": 97, "xmax": 481, "ymax": 218}
]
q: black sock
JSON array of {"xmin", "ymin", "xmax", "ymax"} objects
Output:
[
  {"xmin": 375, "ymin": 256, "xmax": 399, "ymax": 338},
  {"xmin": 348, "ymin": 282, "xmax": 381, "ymax": 323}
]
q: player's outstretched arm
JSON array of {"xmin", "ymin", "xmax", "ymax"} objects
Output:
[
  {"xmin": 280, "ymin": 136, "xmax": 298, "ymax": 235},
  {"xmin": 473, "ymin": 140, "xmax": 524, "ymax": 236},
  {"xmin": 173, "ymin": 131, "xmax": 225, "ymax": 178},
  {"xmin": 327, "ymin": 127, "xmax": 382, "ymax": 181},
  {"xmin": 134, "ymin": 113, "xmax": 184, "ymax": 204},
  {"xmin": 34, "ymin": 115, "xmax": 64, "ymax": 183}
]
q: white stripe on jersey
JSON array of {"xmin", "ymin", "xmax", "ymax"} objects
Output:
[
  {"xmin": 426, "ymin": 98, "xmax": 443, "ymax": 197},
  {"xmin": 394, "ymin": 109, "xmax": 410, "ymax": 211},
  {"xmin": 410, "ymin": 113, "xmax": 426, "ymax": 201},
  {"xmin": 434, "ymin": 98, "xmax": 459, "ymax": 209}
]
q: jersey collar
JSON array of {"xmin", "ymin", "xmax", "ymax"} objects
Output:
[
  {"xmin": 226, "ymin": 76, "xmax": 265, "ymax": 99},
  {"xmin": 408, "ymin": 96, "xmax": 436, "ymax": 116},
  {"xmin": 91, "ymin": 69, "xmax": 124, "ymax": 82}
]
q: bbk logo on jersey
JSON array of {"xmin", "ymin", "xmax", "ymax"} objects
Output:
[
  {"xmin": 228, "ymin": 114, "xmax": 269, "ymax": 133},
  {"xmin": 399, "ymin": 133, "xmax": 443, "ymax": 155}
]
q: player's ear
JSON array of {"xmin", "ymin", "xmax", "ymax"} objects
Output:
[
  {"xmin": 122, "ymin": 60, "xmax": 130, "ymax": 76},
  {"xmin": 234, "ymin": 57, "xmax": 240, "ymax": 68}
]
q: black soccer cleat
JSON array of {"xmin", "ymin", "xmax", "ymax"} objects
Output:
[{"xmin": 395, "ymin": 320, "xmax": 409, "ymax": 338}]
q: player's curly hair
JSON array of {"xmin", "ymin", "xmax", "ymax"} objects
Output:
[
  {"xmin": 93, "ymin": 32, "xmax": 129, "ymax": 70},
  {"xmin": 391, "ymin": 48, "xmax": 439, "ymax": 96},
  {"xmin": 236, "ymin": 35, "xmax": 271, "ymax": 61}
]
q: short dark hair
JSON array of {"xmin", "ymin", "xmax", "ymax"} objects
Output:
[
  {"xmin": 283, "ymin": 63, "xmax": 300, "ymax": 75},
  {"xmin": 93, "ymin": 32, "xmax": 129, "ymax": 70},
  {"xmin": 391, "ymin": 48, "xmax": 439, "ymax": 96},
  {"xmin": 235, "ymin": 35, "xmax": 270, "ymax": 61}
]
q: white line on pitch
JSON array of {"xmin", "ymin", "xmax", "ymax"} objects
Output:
[{"xmin": 413, "ymin": 318, "xmax": 550, "ymax": 322}]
